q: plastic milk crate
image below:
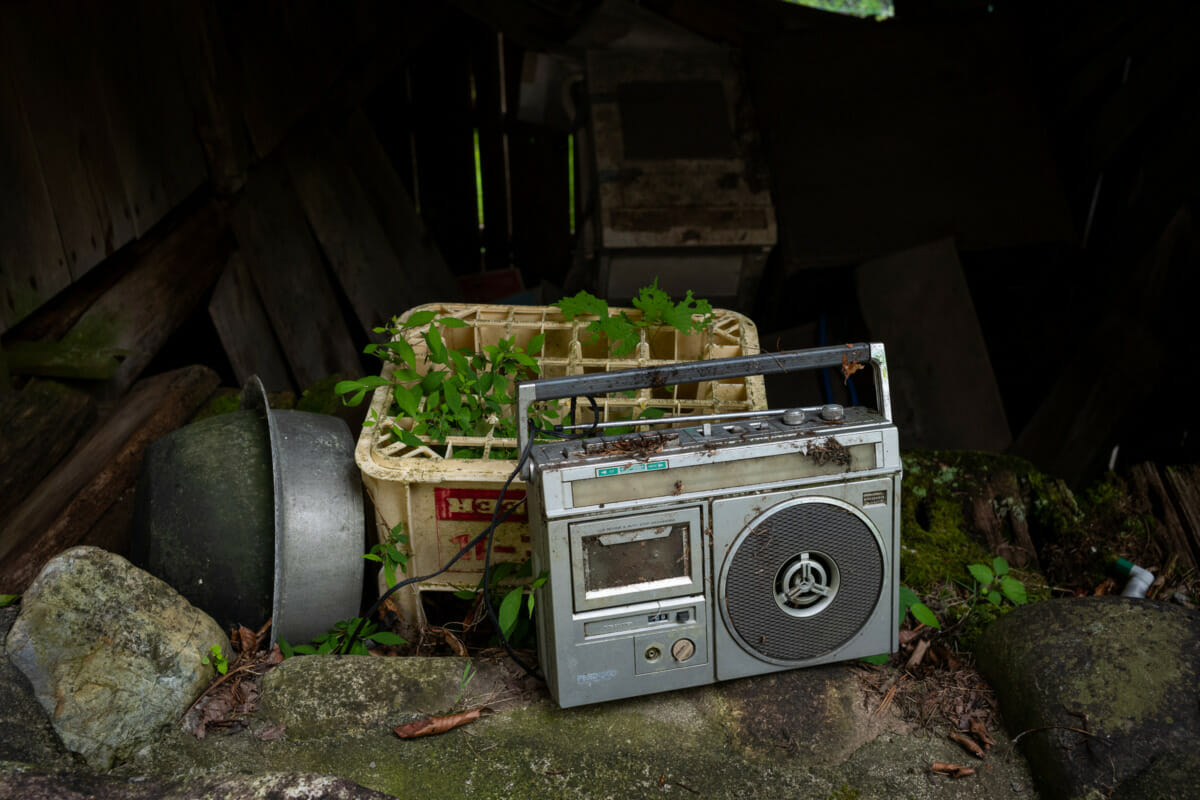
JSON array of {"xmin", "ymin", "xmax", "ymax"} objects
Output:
[{"xmin": 353, "ymin": 302, "xmax": 767, "ymax": 631}]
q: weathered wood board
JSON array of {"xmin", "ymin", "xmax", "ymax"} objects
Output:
[
  {"xmin": 856, "ymin": 237, "xmax": 1012, "ymax": 452},
  {"xmin": 230, "ymin": 159, "xmax": 362, "ymax": 387},
  {"xmin": 0, "ymin": 53, "xmax": 71, "ymax": 333},
  {"xmin": 0, "ymin": 0, "xmax": 136, "ymax": 280},
  {"xmin": 60, "ymin": 199, "xmax": 233, "ymax": 404},
  {"xmin": 208, "ymin": 253, "xmax": 295, "ymax": 393},
  {"xmin": 0, "ymin": 365, "xmax": 219, "ymax": 592},
  {"xmin": 284, "ymin": 126, "xmax": 409, "ymax": 335},
  {"xmin": 84, "ymin": 0, "xmax": 206, "ymax": 235},
  {"xmin": 0, "ymin": 380, "xmax": 96, "ymax": 523}
]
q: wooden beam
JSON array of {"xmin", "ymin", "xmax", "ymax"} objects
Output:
[
  {"xmin": 59, "ymin": 198, "xmax": 234, "ymax": 404},
  {"xmin": 0, "ymin": 365, "xmax": 219, "ymax": 592},
  {"xmin": 0, "ymin": 379, "xmax": 96, "ymax": 525}
]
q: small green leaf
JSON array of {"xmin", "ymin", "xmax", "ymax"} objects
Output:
[
  {"xmin": 910, "ymin": 601, "xmax": 941, "ymax": 630},
  {"xmin": 992, "ymin": 556, "xmax": 1010, "ymax": 577},
  {"xmin": 986, "ymin": 590, "xmax": 1002, "ymax": 607},
  {"xmin": 402, "ymin": 310, "xmax": 437, "ymax": 328},
  {"xmin": 279, "ymin": 638, "xmax": 295, "ymax": 658},
  {"xmin": 526, "ymin": 333, "xmax": 545, "ymax": 355},
  {"xmin": 436, "ymin": 316, "xmax": 470, "ymax": 328},
  {"xmin": 424, "ymin": 327, "xmax": 446, "ymax": 362},
  {"xmin": 395, "ymin": 427, "xmax": 426, "ymax": 449},
  {"xmin": 392, "ymin": 384, "xmax": 421, "ymax": 419},
  {"xmin": 454, "ymin": 589, "xmax": 477, "ymax": 600},
  {"xmin": 967, "ymin": 563, "xmax": 995, "ymax": 587},
  {"xmin": 367, "ymin": 631, "xmax": 407, "ymax": 646},
  {"xmin": 1000, "ymin": 575, "xmax": 1027, "ymax": 605},
  {"xmin": 384, "ymin": 338, "xmax": 416, "ymax": 369},
  {"xmin": 498, "ymin": 588, "xmax": 522, "ymax": 636},
  {"xmin": 859, "ymin": 653, "xmax": 891, "ymax": 665},
  {"xmin": 0, "ymin": 594, "xmax": 18, "ymax": 608},
  {"xmin": 362, "ymin": 553, "xmax": 382, "ymax": 563}
]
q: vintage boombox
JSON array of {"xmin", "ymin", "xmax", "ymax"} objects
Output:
[{"xmin": 515, "ymin": 343, "xmax": 901, "ymax": 707}]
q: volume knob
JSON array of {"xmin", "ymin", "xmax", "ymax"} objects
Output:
[
  {"xmin": 820, "ymin": 404, "xmax": 844, "ymax": 421},
  {"xmin": 781, "ymin": 409, "xmax": 806, "ymax": 426}
]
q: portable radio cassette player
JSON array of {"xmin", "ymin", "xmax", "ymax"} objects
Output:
[{"xmin": 516, "ymin": 343, "xmax": 901, "ymax": 707}]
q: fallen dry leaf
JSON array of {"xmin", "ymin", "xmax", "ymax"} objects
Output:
[
  {"xmin": 841, "ymin": 355, "xmax": 864, "ymax": 384},
  {"xmin": 950, "ymin": 731, "xmax": 986, "ymax": 759},
  {"xmin": 969, "ymin": 718, "xmax": 996, "ymax": 750},
  {"xmin": 931, "ymin": 761, "xmax": 976, "ymax": 779},
  {"xmin": 394, "ymin": 707, "xmax": 492, "ymax": 739}
]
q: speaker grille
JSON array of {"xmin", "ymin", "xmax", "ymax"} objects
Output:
[{"xmin": 723, "ymin": 501, "xmax": 883, "ymax": 662}]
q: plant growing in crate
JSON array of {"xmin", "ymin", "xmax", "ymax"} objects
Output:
[
  {"xmin": 334, "ymin": 283, "xmax": 717, "ymax": 455},
  {"xmin": 335, "ymin": 309, "xmax": 561, "ymax": 458}
]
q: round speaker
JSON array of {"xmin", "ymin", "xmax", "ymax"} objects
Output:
[{"xmin": 720, "ymin": 497, "xmax": 885, "ymax": 664}]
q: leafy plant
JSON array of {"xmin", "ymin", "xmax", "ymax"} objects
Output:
[
  {"xmin": 279, "ymin": 617, "xmax": 407, "ymax": 658},
  {"xmin": 363, "ymin": 522, "xmax": 409, "ymax": 588},
  {"xmin": 454, "ymin": 559, "xmax": 548, "ymax": 644},
  {"xmin": 553, "ymin": 280, "xmax": 714, "ymax": 357},
  {"xmin": 335, "ymin": 312, "xmax": 559, "ymax": 453},
  {"xmin": 201, "ymin": 644, "xmax": 229, "ymax": 675},
  {"xmin": 967, "ymin": 556, "xmax": 1027, "ymax": 607},
  {"xmin": 899, "ymin": 585, "xmax": 941, "ymax": 630}
]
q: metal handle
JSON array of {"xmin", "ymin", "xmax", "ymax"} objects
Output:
[{"xmin": 517, "ymin": 342, "xmax": 891, "ymax": 456}]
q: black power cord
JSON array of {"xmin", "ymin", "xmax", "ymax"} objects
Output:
[{"xmin": 342, "ymin": 399, "xmax": 607, "ymax": 677}]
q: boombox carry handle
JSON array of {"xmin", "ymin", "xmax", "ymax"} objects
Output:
[{"xmin": 516, "ymin": 342, "xmax": 892, "ymax": 458}]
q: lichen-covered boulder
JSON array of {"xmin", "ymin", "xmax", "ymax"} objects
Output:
[
  {"xmin": 4, "ymin": 546, "xmax": 229, "ymax": 769},
  {"xmin": 975, "ymin": 597, "xmax": 1200, "ymax": 800}
]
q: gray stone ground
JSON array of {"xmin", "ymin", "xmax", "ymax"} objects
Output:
[{"xmin": 7, "ymin": 549, "xmax": 1200, "ymax": 800}]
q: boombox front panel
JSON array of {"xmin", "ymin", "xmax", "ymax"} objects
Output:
[{"xmin": 723, "ymin": 499, "xmax": 885, "ymax": 662}]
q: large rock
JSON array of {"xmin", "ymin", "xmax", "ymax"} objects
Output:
[
  {"xmin": 114, "ymin": 654, "xmax": 1037, "ymax": 800},
  {"xmin": 0, "ymin": 607, "xmax": 75, "ymax": 769},
  {"xmin": 4, "ymin": 546, "xmax": 229, "ymax": 769},
  {"xmin": 975, "ymin": 597, "xmax": 1200, "ymax": 800},
  {"xmin": 0, "ymin": 766, "xmax": 397, "ymax": 800}
]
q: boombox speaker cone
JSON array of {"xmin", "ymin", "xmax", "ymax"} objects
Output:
[{"xmin": 722, "ymin": 498, "xmax": 884, "ymax": 663}]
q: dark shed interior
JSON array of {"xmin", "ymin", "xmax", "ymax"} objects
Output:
[{"xmin": 2, "ymin": 0, "xmax": 1199, "ymax": 587}]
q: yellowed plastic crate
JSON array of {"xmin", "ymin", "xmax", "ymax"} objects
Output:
[{"xmin": 354, "ymin": 302, "xmax": 765, "ymax": 630}]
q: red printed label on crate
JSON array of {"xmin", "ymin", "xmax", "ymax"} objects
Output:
[{"xmin": 434, "ymin": 488, "xmax": 528, "ymax": 523}]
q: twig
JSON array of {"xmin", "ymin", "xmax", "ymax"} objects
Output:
[
  {"xmin": 673, "ymin": 781, "xmax": 701, "ymax": 795},
  {"xmin": 1011, "ymin": 725, "xmax": 1109, "ymax": 746}
]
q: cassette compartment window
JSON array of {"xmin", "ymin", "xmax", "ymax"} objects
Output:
[{"xmin": 569, "ymin": 507, "xmax": 704, "ymax": 612}]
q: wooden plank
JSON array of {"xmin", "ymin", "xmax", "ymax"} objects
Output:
[
  {"xmin": 283, "ymin": 125, "xmax": 408, "ymax": 334},
  {"xmin": 1164, "ymin": 465, "xmax": 1200, "ymax": 571},
  {"xmin": 0, "ymin": 365, "xmax": 220, "ymax": 591},
  {"xmin": 0, "ymin": 0, "xmax": 136, "ymax": 279},
  {"xmin": 337, "ymin": 111, "xmax": 462, "ymax": 307},
  {"xmin": 230, "ymin": 158, "xmax": 362, "ymax": 387},
  {"xmin": 224, "ymin": 0, "xmax": 321, "ymax": 159},
  {"xmin": 0, "ymin": 51, "xmax": 72, "ymax": 333},
  {"xmin": 84, "ymin": 0, "xmax": 206, "ymax": 234},
  {"xmin": 856, "ymin": 237, "xmax": 1012, "ymax": 452},
  {"xmin": 59, "ymin": 198, "xmax": 233, "ymax": 404},
  {"xmin": 167, "ymin": 0, "xmax": 251, "ymax": 195},
  {"xmin": 0, "ymin": 380, "xmax": 96, "ymax": 522},
  {"xmin": 208, "ymin": 253, "xmax": 295, "ymax": 393},
  {"xmin": 1127, "ymin": 463, "xmax": 1198, "ymax": 572}
]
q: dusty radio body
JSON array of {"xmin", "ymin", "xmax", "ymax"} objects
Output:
[{"xmin": 517, "ymin": 344, "xmax": 902, "ymax": 707}]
